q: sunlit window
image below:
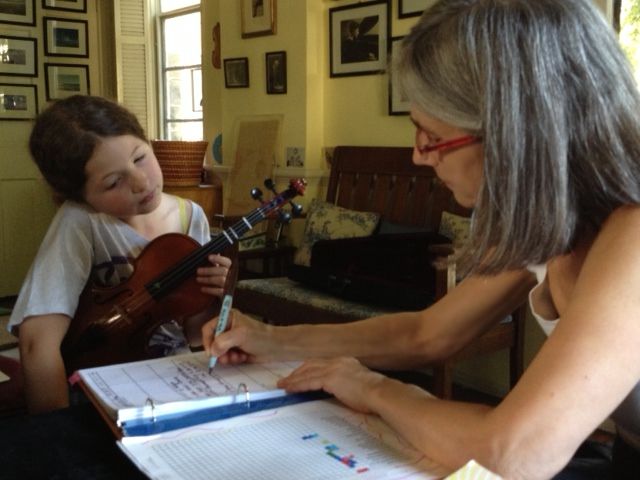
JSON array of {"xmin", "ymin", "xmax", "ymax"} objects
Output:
[
  {"xmin": 160, "ymin": 0, "xmax": 199, "ymax": 14},
  {"xmin": 158, "ymin": 2, "xmax": 202, "ymax": 140},
  {"xmin": 618, "ymin": 0, "xmax": 640, "ymax": 85}
]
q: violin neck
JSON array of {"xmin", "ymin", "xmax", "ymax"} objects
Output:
[{"xmin": 144, "ymin": 207, "xmax": 269, "ymax": 299}]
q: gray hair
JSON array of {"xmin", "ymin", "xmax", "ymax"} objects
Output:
[{"xmin": 396, "ymin": 0, "xmax": 640, "ymax": 274}]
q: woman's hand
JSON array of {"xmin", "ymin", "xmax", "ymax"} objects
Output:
[
  {"xmin": 277, "ymin": 357, "xmax": 386, "ymax": 414},
  {"xmin": 196, "ymin": 253, "xmax": 231, "ymax": 297},
  {"xmin": 201, "ymin": 309, "xmax": 279, "ymax": 365}
]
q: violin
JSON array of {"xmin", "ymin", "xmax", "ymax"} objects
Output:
[{"xmin": 61, "ymin": 179, "xmax": 306, "ymax": 373}]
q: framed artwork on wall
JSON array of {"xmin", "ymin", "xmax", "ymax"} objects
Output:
[
  {"xmin": 0, "ymin": 0, "xmax": 35, "ymax": 26},
  {"xmin": 265, "ymin": 51, "xmax": 286, "ymax": 94},
  {"xmin": 241, "ymin": 0, "xmax": 276, "ymax": 38},
  {"xmin": 42, "ymin": 0, "xmax": 87, "ymax": 13},
  {"xmin": 388, "ymin": 36, "xmax": 410, "ymax": 115},
  {"xmin": 398, "ymin": 0, "xmax": 433, "ymax": 18},
  {"xmin": 44, "ymin": 17, "xmax": 88, "ymax": 57},
  {"xmin": 329, "ymin": 0, "xmax": 389, "ymax": 78},
  {"xmin": 0, "ymin": 83, "xmax": 38, "ymax": 120},
  {"xmin": 0, "ymin": 35, "xmax": 37, "ymax": 77},
  {"xmin": 224, "ymin": 57, "xmax": 249, "ymax": 88},
  {"xmin": 44, "ymin": 63, "xmax": 89, "ymax": 100}
]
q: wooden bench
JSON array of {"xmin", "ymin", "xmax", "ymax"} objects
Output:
[{"xmin": 234, "ymin": 146, "xmax": 526, "ymax": 399}]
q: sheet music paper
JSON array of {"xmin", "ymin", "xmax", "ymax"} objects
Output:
[
  {"xmin": 118, "ymin": 399, "xmax": 448, "ymax": 480},
  {"xmin": 77, "ymin": 352, "xmax": 300, "ymax": 416}
]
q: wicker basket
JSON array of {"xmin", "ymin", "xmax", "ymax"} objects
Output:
[{"xmin": 151, "ymin": 140, "xmax": 208, "ymax": 187}]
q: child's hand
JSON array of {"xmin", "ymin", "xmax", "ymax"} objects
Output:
[{"xmin": 196, "ymin": 253, "xmax": 231, "ymax": 297}]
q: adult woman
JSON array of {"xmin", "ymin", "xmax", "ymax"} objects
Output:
[{"xmin": 203, "ymin": 1, "xmax": 640, "ymax": 477}]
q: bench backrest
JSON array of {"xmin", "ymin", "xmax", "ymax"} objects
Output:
[{"xmin": 327, "ymin": 146, "xmax": 470, "ymax": 230}]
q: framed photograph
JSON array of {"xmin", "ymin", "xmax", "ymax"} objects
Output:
[
  {"xmin": 42, "ymin": 0, "xmax": 87, "ymax": 13},
  {"xmin": 398, "ymin": 0, "xmax": 433, "ymax": 18},
  {"xmin": 388, "ymin": 36, "xmax": 410, "ymax": 115},
  {"xmin": 43, "ymin": 17, "xmax": 88, "ymax": 57},
  {"xmin": 329, "ymin": 0, "xmax": 389, "ymax": 78},
  {"xmin": 44, "ymin": 63, "xmax": 89, "ymax": 100},
  {"xmin": 241, "ymin": 0, "xmax": 276, "ymax": 38},
  {"xmin": 0, "ymin": 0, "xmax": 35, "ymax": 26},
  {"xmin": 265, "ymin": 51, "xmax": 286, "ymax": 94},
  {"xmin": 0, "ymin": 83, "xmax": 38, "ymax": 120},
  {"xmin": 0, "ymin": 35, "xmax": 37, "ymax": 77},
  {"xmin": 224, "ymin": 57, "xmax": 249, "ymax": 88}
]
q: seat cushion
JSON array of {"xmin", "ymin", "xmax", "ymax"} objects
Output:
[{"xmin": 237, "ymin": 277, "xmax": 398, "ymax": 319}]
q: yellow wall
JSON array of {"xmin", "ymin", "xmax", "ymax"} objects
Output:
[
  {"xmin": 202, "ymin": 0, "xmax": 426, "ymax": 174},
  {"xmin": 0, "ymin": 1, "xmax": 109, "ymax": 296}
]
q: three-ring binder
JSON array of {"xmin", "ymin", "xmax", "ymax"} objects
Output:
[
  {"xmin": 236, "ymin": 383, "xmax": 251, "ymax": 408},
  {"xmin": 120, "ymin": 390, "xmax": 329, "ymax": 437},
  {"xmin": 146, "ymin": 398, "xmax": 156, "ymax": 423}
]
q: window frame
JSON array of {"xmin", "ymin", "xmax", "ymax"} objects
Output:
[{"xmin": 156, "ymin": 3, "xmax": 203, "ymax": 140}]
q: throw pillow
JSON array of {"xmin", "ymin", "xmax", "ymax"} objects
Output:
[
  {"xmin": 438, "ymin": 211, "xmax": 471, "ymax": 249},
  {"xmin": 293, "ymin": 199, "xmax": 380, "ymax": 266}
]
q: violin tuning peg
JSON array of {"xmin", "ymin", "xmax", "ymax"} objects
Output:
[
  {"xmin": 251, "ymin": 187, "xmax": 263, "ymax": 200},
  {"xmin": 290, "ymin": 202, "xmax": 303, "ymax": 217},
  {"xmin": 278, "ymin": 211, "xmax": 292, "ymax": 224},
  {"xmin": 263, "ymin": 178, "xmax": 276, "ymax": 191}
]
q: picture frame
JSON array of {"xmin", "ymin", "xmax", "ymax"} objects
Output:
[
  {"xmin": 0, "ymin": 35, "xmax": 37, "ymax": 77},
  {"xmin": 43, "ymin": 17, "xmax": 88, "ymax": 58},
  {"xmin": 0, "ymin": 0, "xmax": 35, "ymax": 26},
  {"xmin": 0, "ymin": 83, "xmax": 38, "ymax": 121},
  {"xmin": 388, "ymin": 36, "xmax": 410, "ymax": 115},
  {"xmin": 42, "ymin": 0, "xmax": 87, "ymax": 13},
  {"xmin": 398, "ymin": 0, "xmax": 433, "ymax": 18},
  {"xmin": 223, "ymin": 57, "xmax": 249, "ymax": 88},
  {"xmin": 44, "ymin": 62, "xmax": 89, "ymax": 100},
  {"xmin": 329, "ymin": 0, "xmax": 389, "ymax": 78},
  {"xmin": 265, "ymin": 51, "xmax": 286, "ymax": 94},
  {"xmin": 241, "ymin": 0, "xmax": 276, "ymax": 39}
]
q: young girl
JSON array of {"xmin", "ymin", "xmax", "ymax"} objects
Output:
[{"xmin": 8, "ymin": 95, "xmax": 231, "ymax": 414}]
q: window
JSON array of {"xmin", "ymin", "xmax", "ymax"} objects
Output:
[
  {"xmin": 618, "ymin": 0, "xmax": 640, "ymax": 85},
  {"xmin": 158, "ymin": 1, "xmax": 202, "ymax": 140}
]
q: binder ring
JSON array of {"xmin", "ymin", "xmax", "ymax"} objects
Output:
[
  {"xmin": 237, "ymin": 383, "xmax": 251, "ymax": 408},
  {"xmin": 146, "ymin": 397, "xmax": 157, "ymax": 423}
]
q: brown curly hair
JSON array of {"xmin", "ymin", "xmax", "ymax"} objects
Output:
[{"xmin": 29, "ymin": 95, "xmax": 148, "ymax": 202}]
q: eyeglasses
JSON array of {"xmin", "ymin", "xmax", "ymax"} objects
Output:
[{"xmin": 417, "ymin": 135, "xmax": 481, "ymax": 154}]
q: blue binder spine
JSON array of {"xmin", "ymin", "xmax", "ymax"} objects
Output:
[{"xmin": 119, "ymin": 390, "xmax": 329, "ymax": 437}]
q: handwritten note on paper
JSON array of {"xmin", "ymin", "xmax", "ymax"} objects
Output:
[
  {"xmin": 119, "ymin": 399, "xmax": 447, "ymax": 480},
  {"xmin": 78, "ymin": 352, "xmax": 300, "ymax": 412}
]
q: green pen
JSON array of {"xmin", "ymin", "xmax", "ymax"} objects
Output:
[{"xmin": 208, "ymin": 293, "xmax": 233, "ymax": 374}]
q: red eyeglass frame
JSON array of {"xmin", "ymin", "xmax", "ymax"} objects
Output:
[{"xmin": 417, "ymin": 135, "xmax": 481, "ymax": 154}]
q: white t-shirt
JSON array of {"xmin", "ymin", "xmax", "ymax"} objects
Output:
[{"xmin": 8, "ymin": 200, "xmax": 211, "ymax": 355}]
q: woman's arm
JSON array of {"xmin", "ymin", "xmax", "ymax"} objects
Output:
[
  {"xmin": 18, "ymin": 314, "xmax": 71, "ymax": 414},
  {"xmin": 280, "ymin": 207, "xmax": 640, "ymax": 479},
  {"xmin": 203, "ymin": 267, "xmax": 534, "ymax": 370}
]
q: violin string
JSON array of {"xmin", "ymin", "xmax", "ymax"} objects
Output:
[
  {"xmin": 153, "ymin": 207, "xmax": 269, "ymax": 289},
  {"xmin": 114, "ymin": 187, "xmax": 299, "ymax": 316},
  {"xmin": 115, "ymin": 205, "xmax": 275, "ymax": 315}
]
